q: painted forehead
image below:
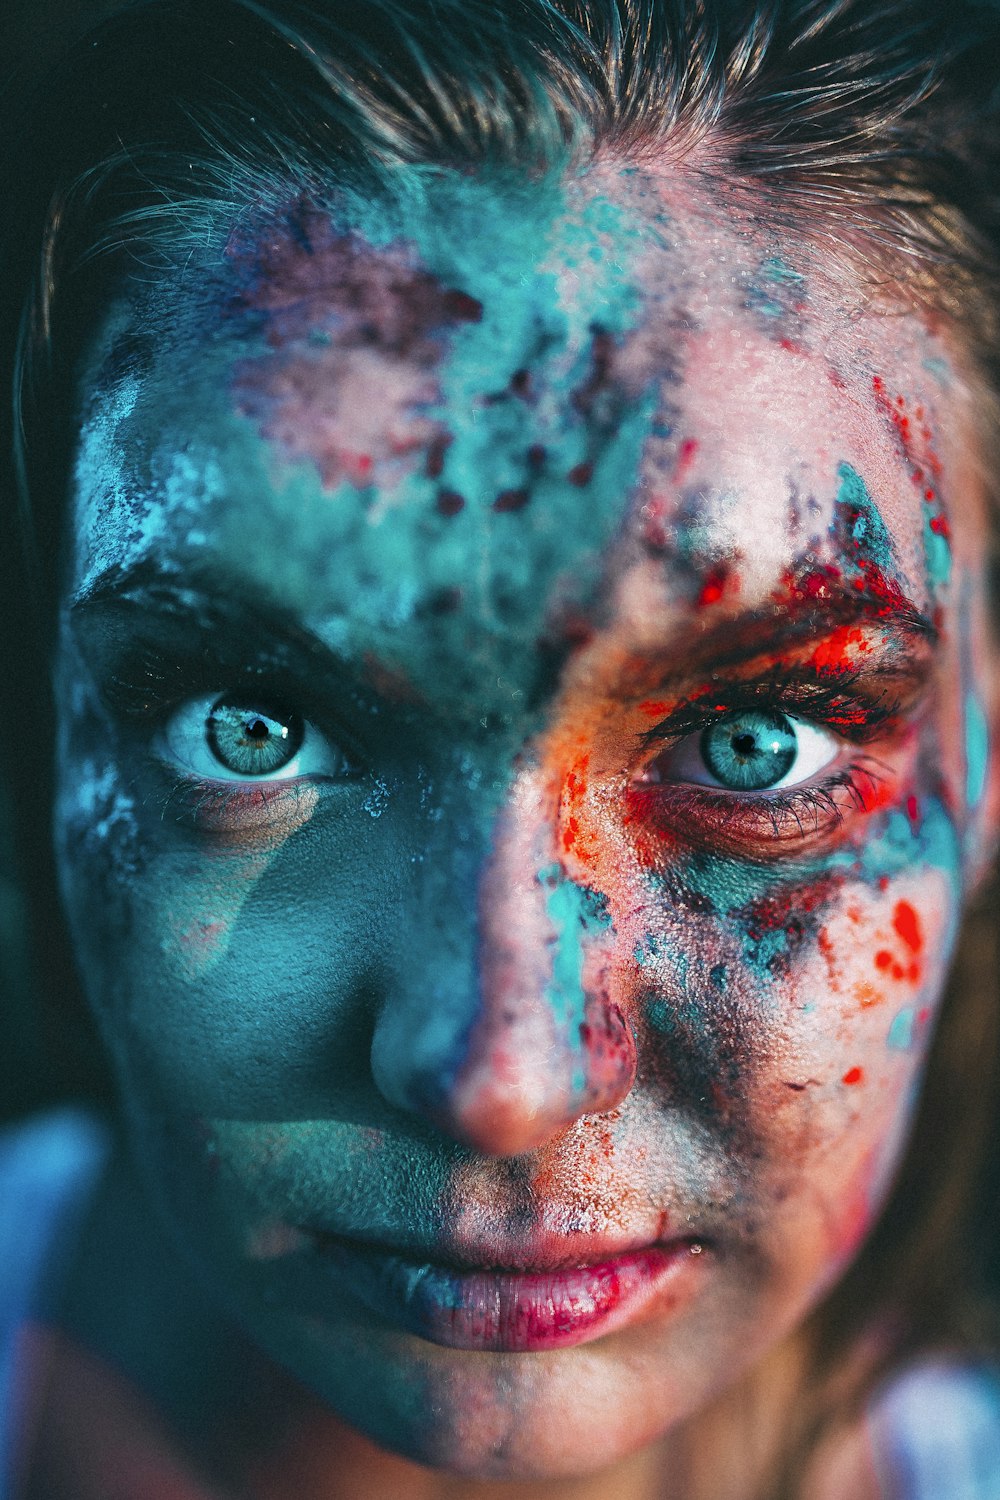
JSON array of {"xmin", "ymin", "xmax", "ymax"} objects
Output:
[{"xmin": 70, "ymin": 169, "xmax": 965, "ymax": 709}]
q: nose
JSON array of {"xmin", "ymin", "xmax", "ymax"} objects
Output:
[{"xmin": 369, "ymin": 768, "xmax": 637, "ymax": 1156}]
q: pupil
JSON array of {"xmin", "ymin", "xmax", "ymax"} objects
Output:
[{"xmin": 244, "ymin": 717, "xmax": 270, "ymax": 744}]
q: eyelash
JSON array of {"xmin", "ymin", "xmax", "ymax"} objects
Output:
[
  {"xmin": 104, "ymin": 647, "xmax": 914, "ymax": 848},
  {"xmin": 104, "ymin": 652, "xmax": 366, "ymax": 832},
  {"xmin": 629, "ymin": 666, "xmax": 908, "ymax": 854}
]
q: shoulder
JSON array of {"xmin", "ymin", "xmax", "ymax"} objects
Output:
[
  {"xmin": 866, "ymin": 1358, "xmax": 1000, "ymax": 1500},
  {"xmin": 0, "ymin": 1110, "xmax": 109, "ymax": 1489}
]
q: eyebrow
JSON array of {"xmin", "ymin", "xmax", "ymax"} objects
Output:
[
  {"xmin": 69, "ymin": 555, "xmax": 939, "ymax": 709},
  {"xmin": 619, "ymin": 580, "xmax": 938, "ymax": 685}
]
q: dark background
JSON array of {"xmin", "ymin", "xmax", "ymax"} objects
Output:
[{"xmin": 1, "ymin": 2, "xmax": 125, "ymax": 1123}]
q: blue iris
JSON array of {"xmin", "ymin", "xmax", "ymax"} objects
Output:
[
  {"xmin": 206, "ymin": 698, "xmax": 303, "ymax": 776},
  {"xmin": 699, "ymin": 708, "xmax": 797, "ymax": 791}
]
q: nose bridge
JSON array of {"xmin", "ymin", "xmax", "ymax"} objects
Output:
[{"xmin": 369, "ymin": 762, "xmax": 637, "ymax": 1156}]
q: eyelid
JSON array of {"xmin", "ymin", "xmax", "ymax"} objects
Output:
[{"xmin": 636, "ymin": 662, "xmax": 920, "ymax": 751}]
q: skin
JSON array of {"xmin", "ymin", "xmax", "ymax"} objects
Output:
[{"xmin": 41, "ymin": 163, "xmax": 1000, "ymax": 1497}]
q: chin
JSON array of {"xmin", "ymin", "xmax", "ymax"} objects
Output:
[{"xmin": 265, "ymin": 1310, "xmax": 707, "ymax": 1483}]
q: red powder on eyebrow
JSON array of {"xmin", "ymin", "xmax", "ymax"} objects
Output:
[
  {"xmin": 893, "ymin": 901, "xmax": 923, "ymax": 953},
  {"xmin": 842, "ymin": 1066, "xmax": 864, "ymax": 1085},
  {"xmin": 696, "ymin": 564, "xmax": 738, "ymax": 609},
  {"xmin": 809, "ymin": 625, "xmax": 869, "ymax": 674},
  {"xmin": 639, "ymin": 700, "xmax": 672, "ymax": 718},
  {"xmin": 673, "ymin": 437, "xmax": 699, "ymax": 483}
]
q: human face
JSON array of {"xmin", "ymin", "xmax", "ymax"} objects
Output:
[{"xmin": 55, "ymin": 166, "xmax": 997, "ymax": 1479}]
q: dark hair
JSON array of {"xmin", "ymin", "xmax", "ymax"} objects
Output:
[{"xmin": 4, "ymin": 2, "xmax": 1000, "ymax": 1491}]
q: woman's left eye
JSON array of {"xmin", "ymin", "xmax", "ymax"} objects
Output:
[
  {"xmin": 642, "ymin": 707, "xmax": 841, "ymax": 792},
  {"xmin": 158, "ymin": 692, "xmax": 355, "ymax": 782}
]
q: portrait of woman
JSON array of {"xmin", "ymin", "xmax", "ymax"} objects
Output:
[{"xmin": 3, "ymin": 0, "xmax": 1000, "ymax": 1495}]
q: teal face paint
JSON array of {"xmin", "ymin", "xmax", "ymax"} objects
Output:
[
  {"xmin": 965, "ymin": 690, "xmax": 990, "ymax": 811},
  {"xmin": 55, "ymin": 161, "xmax": 992, "ymax": 1482}
]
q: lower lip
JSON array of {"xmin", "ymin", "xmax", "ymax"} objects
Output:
[{"xmin": 310, "ymin": 1238, "xmax": 704, "ymax": 1352}]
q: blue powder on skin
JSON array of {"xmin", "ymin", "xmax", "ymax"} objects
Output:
[
  {"xmin": 835, "ymin": 462, "xmax": 896, "ymax": 576},
  {"xmin": 537, "ymin": 862, "xmax": 614, "ymax": 1091},
  {"xmin": 922, "ymin": 507, "xmax": 952, "ymax": 592},
  {"xmin": 851, "ymin": 800, "xmax": 962, "ymax": 897},
  {"xmin": 744, "ymin": 255, "xmax": 806, "ymax": 323},
  {"xmin": 965, "ymin": 692, "xmax": 990, "ymax": 810},
  {"xmin": 887, "ymin": 1007, "xmax": 915, "ymax": 1051},
  {"xmin": 206, "ymin": 173, "xmax": 670, "ymax": 725}
]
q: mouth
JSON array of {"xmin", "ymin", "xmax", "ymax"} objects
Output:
[{"xmin": 303, "ymin": 1232, "xmax": 709, "ymax": 1352}]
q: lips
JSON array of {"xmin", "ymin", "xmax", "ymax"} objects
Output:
[{"xmin": 307, "ymin": 1233, "xmax": 707, "ymax": 1352}]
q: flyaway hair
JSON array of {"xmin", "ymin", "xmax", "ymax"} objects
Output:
[{"xmin": 3, "ymin": 5, "xmax": 1000, "ymax": 1495}]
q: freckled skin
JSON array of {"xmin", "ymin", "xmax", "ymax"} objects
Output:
[{"xmin": 54, "ymin": 166, "xmax": 999, "ymax": 1490}]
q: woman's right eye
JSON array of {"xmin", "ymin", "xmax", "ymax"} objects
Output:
[{"xmin": 158, "ymin": 692, "xmax": 356, "ymax": 783}]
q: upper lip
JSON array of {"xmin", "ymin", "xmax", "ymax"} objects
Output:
[{"xmin": 302, "ymin": 1224, "xmax": 703, "ymax": 1274}]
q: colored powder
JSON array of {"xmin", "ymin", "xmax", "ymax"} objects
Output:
[
  {"xmin": 892, "ymin": 901, "xmax": 922, "ymax": 954},
  {"xmin": 965, "ymin": 691, "xmax": 990, "ymax": 810},
  {"xmin": 922, "ymin": 505, "xmax": 952, "ymax": 591},
  {"xmin": 887, "ymin": 1007, "xmax": 915, "ymax": 1051},
  {"xmin": 537, "ymin": 862, "xmax": 613, "ymax": 1092},
  {"xmin": 842, "ymin": 1066, "xmax": 864, "ymax": 1086},
  {"xmin": 834, "ymin": 462, "xmax": 895, "ymax": 576}
]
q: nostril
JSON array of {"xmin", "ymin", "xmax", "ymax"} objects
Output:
[{"xmin": 577, "ymin": 999, "xmax": 638, "ymax": 1113}]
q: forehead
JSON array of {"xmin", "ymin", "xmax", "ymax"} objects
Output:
[{"xmin": 68, "ymin": 167, "xmax": 974, "ymax": 710}]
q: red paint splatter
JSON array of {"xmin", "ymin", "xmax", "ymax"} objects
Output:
[
  {"xmin": 673, "ymin": 437, "xmax": 699, "ymax": 484},
  {"xmin": 929, "ymin": 514, "xmax": 951, "ymax": 538},
  {"xmin": 809, "ymin": 625, "xmax": 870, "ymax": 676},
  {"xmin": 892, "ymin": 900, "xmax": 923, "ymax": 953},
  {"xmin": 697, "ymin": 563, "xmax": 738, "ymax": 608},
  {"xmin": 568, "ymin": 461, "xmax": 594, "ymax": 487},
  {"xmin": 906, "ymin": 794, "xmax": 920, "ymax": 826},
  {"xmin": 842, "ymin": 1066, "xmax": 864, "ymax": 1086},
  {"xmin": 875, "ymin": 950, "xmax": 893, "ymax": 971}
]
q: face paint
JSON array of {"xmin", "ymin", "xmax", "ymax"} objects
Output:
[{"xmin": 54, "ymin": 162, "xmax": 996, "ymax": 1483}]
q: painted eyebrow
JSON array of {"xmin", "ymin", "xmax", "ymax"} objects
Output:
[
  {"xmin": 638, "ymin": 585, "xmax": 939, "ymax": 679},
  {"xmin": 69, "ymin": 556, "xmax": 939, "ymax": 710},
  {"xmin": 67, "ymin": 559, "xmax": 368, "ymax": 704}
]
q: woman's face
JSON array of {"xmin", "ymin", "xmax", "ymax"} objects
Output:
[{"xmin": 55, "ymin": 167, "xmax": 998, "ymax": 1478}]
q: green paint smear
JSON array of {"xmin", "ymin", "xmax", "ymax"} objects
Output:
[{"xmin": 965, "ymin": 692, "xmax": 990, "ymax": 810}]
